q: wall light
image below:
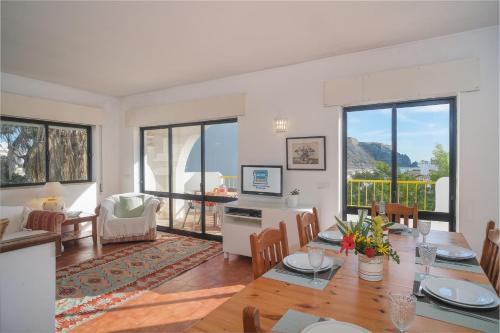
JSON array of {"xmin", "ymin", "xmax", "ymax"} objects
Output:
[{"xmin": 274, "ymin": 118, "xmax": 288, "ymax": 133}]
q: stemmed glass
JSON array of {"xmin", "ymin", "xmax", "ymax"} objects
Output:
[
  {"xmin": 389, "ymin": 291, "xmax": 417, "ymax": 332},
  {"xmin": 418, "ymin": 243, "xmax": 437, "ymax": 275},
  {"xmin": 307, "ymin": 245, "xmax": 325, "ymax": 286},
  {"xmin": 417, "ymin": 220, "xmax": 432, "ymax": 244}
]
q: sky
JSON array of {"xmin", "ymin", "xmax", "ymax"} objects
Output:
[{"xmin": 347, "ymin": 103, "xmax": 450, "ymax": 163}]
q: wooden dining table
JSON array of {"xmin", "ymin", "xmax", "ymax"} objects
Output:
[{"xmin": 186, "ymin": 228, "xmax": 496, "ymax": 332}]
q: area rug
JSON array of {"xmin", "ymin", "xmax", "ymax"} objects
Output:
[{"xmin": 56, "ymin": 234, "xmax": 222, "ymax": 332}]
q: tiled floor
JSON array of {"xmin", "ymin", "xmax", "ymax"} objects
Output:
[{"xmin": 58, "ymin": 234, "xmax": 253, "ymax": 332}]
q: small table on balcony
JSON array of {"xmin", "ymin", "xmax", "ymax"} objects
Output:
[{"xmin": 61, "ymin": 213, "xmax": 98, "ymax": 245}]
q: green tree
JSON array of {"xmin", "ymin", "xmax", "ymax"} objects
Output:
[{"xmin": 430, "ymin": 144, "xmax": 449, "ymax": 181}]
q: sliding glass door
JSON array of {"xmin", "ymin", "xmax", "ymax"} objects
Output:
[
  {"xmin": 141, "ymin": 119, "xmax": 238, "ymax": 240},
  {"xmin": 343, "ymin": 98, "xmax": 456, "ymax": 231}
]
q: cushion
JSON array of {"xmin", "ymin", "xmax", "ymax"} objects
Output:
[
  {"xmin": 114, "ymin": 195, "xmax": 145, "ymax": 218},
  {"xmin": 0, "ymin": 206, "xmax": 32, "ymax": 235}
]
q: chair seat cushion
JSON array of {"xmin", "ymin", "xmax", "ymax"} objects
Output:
[
  {"xmin": 102, "ymin": 217, "xmax": 148, "ymax": 239},
  {"xmin": 115, "ymin": 195, "xmax": 144, "ymax": 218}
]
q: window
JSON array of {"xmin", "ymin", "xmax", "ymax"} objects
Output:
[
  {"xmin": 343, "ymin": 98, "xmax": 456, "ymax": 231},
  {"xmin": 0, "ymin": 117, "xmax": 92, "ymax": 187},
  {"xmin": 140, "ymin": 118, "xmax": 238, "ymax": 240}
]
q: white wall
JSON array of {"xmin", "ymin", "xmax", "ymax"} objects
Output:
[
  {"xmin": 121, "ymin": 26, "xmax": 499, "ymax": 254},
  {"xmin": 0, "ymin": 73, "xmax": 121, "ymax": 212}
]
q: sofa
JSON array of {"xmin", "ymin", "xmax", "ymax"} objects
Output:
[
  {"xmin": 0, "ymin": 206, "xmax": 64, "ymax": 256},
  {"xmin": 96, "ymin": 193, "xmax": 161, "ymax": 245}
]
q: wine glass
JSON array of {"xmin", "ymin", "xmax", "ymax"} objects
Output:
[
  {"xmin": 389, "ymin": 292, "xmax": 417, "ymax": 332},
  {"xmin": 307, "ymin": 245, "xmax": 325, "ymax": 286},
  {"xmin": 418, "ymin": 243, "xmax": 437, "ymax": 275},
  {"xmin": 417, "ymin": 220, "xmax": 432, "ymax": 244}
]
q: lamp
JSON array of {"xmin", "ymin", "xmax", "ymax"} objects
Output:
[
  {"xmin": 274, "ymin": 118, "xmax": 288, "ymax": 132},
  {"xmin": 42, "ymin": 182, "xmax": 65, "ymax": 212}
]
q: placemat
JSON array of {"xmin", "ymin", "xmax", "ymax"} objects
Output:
[
  {"xmin": 272, "ymin": 309, "xmax": 333, "ymax": 333},
  {"xmin": 413, "ymin": 272, "xmax": 499, "ymax": 333},
  {"xmin": 262, "ymin": 257, "xmax": 343, "ymax": 290},
  {"xmin": 415, "ymin": 247, "xmax": 483, "ymax": 273},
  {"xmin": 309, "ymin": 237, "xmax": 342, "ymax": 251}
]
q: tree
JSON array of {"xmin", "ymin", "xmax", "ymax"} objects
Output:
[{"xmin": 430, "ymin": 144, "xmax": 449, "ymax": 181}]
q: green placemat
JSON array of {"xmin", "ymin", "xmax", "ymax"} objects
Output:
[
  {"xmin": 272, "ymin": 309, "xmax": 331, "ymax": 333},
  {"xmin": 413, "ymin": 273, "xmax": 499, "ymax": 333},
  {"xmin": 415, "ymin": 248, "xmax": 483, "ymax": 273}
]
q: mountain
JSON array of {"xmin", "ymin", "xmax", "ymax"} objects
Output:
[{"xmin": 347, "ymin": 137, "xmax": 412, "ymax": 170}]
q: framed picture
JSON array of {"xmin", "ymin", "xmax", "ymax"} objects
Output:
[{"xmin": 286, "ymin": 136, "xmax": 326, "ymax": 170}]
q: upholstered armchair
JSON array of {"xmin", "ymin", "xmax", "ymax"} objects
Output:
[
  {"xmin": 24, "ymin": 210, "xmax": 64, "ymax": 256},
  {"xmin": 96, "ymin": 193, "xmax": 161, "ymax": 245}
]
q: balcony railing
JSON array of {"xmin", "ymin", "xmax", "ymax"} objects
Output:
[{"xmin": 347, "ymin": 179, "xmax": 436, "ymax": 211}]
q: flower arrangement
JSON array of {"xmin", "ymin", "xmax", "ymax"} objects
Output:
[
  {"xmin": 335, "ymin": 212, "xmax": 400, "ymax": 264},
  {"xmin": 289, "ymin": 188, "xmax": 300, "ymax": 196}
]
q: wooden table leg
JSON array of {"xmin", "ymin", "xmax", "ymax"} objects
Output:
[{"xmin": 92, "ymin": 217, "xmax": 97, "ymax": 245}]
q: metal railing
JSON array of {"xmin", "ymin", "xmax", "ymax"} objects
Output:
[{"xmin": 347, "ymin": 179, "xmax": 436, "ymax": 211}]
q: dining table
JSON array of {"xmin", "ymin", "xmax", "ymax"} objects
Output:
[{"xmin": 186, "ymin": 226, "xmax": 498, "ymax": 332}]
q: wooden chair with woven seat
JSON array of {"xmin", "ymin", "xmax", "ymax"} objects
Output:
[
  {"xmin": 243, "ymin": 306, "xmax": 265, "ymax": 333},
  {"xmin": 297, "ymin": 207, "xmax": 320, "ymax": 247},
  {"xmin": 480, "ymin": 220, "xmax": 499, "ymax": 294},
  {"xmin": 249, "ymin": 221, "xmax": 289, "ymax": 279},
  {"xmin": 371, "ymin": 201, "xmax": 418, "ymax": 228}
]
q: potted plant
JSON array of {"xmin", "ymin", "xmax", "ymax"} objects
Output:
[
  {"xmin": 286, "ymin": 188, "xmax": 300, "ymax": 207},
  {"xmin": 335, "ymin": 211, "xmax": 400, "ymax": 281}
]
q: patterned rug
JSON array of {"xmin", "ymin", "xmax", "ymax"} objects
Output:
[{"xmin": 56, "ymin": 234, "xmax": 222, "ymax": 332}]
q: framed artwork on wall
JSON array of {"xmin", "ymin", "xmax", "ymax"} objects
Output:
[{"xmin": 286, "ymin": 136, "xmax": 326, "ymax": 171}]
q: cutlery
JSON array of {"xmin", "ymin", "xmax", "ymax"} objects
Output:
[
  {"xmin": 429, "ymin": 300, "xmax": 498, "ymax": 323},
  {"xmin": 414, "ymin": 280, "xmax": 425, "ymax": 298}
]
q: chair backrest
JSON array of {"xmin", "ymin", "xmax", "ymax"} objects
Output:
[
  {"xmin": 0, "ymin": 218, "xmax": 9, "ymax": 240},
  {"xmin": 371, "ymin": 201, "xmax": 418, "ymax": 228},
  {"xmin": 243, "ymin": 306, "xmax": 264, "ymax": 333},
  {"xmin": 480, "ymin": 221, "xmax": 499, "ymax": 294},
  {"xmin": 249, "ymin": 221, "xmax": 289, "ymax": 279},
  {"xmin": 297, "ymin": 208, "xmax": 320, "ymax": 247},
  {"xmin": 480, "ymin": 220, "xmax": 496, "ymax": 268}
]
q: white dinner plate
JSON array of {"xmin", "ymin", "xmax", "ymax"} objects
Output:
[
  {"xmin": 284, "ymin": 253, "xmax": 333, "ymax": 272},
  {"xmin": 301, "ymin": 320, "xmax": 371, "ymax": 333},
  {"xmin": 388, "ymin": 223, "xmax": 407, "ymax": 231},
  {"xmin": 436, "ymin": 245, "xmax": 476, "ymax": 260},
  {"xmin": 421, "ymin": 277, "xmax": 498, "ymax": 306},
  {"xmin": 423, "ymin": 283, "xmax": 500, "ymax": 309},
  {"xmin": 318, "ymin": 230, "xmax": 343, "ymax": 242}
]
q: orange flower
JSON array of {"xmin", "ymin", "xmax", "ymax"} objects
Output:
[{"xmin": 340, "ymin": 234, "xmax": 355, "ymax": 256}]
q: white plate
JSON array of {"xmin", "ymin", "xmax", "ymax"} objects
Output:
[
  {"xmin": 301, "ymin": 320, "xmax": 371, "ymax": 333},
  {"xmin": 388, "ymin": 223, "xmax": 407, "ymax": 231},
  {"xmin": 284, "ymin": 253, "xmax": 333, "ymax": 272},
  {"xmin": 318, "ymin": 230, "xmax": 343, "ymax": 242},
  {"xmin": 436, "ymin": 245, "xmax": 476, "ymax": 260},
  {"xmin": 422, "ymin": 277, "xmax": 498, "ymax": 306},
  {"xmin": 423, "ymin": 283, "xmax": 500, "ymax": 309}
]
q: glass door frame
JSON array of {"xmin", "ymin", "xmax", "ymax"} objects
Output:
[
  {"xmin": 140, "ymin": 118, "xmax": 238, "ymax": 241},
  {"xmin": 342, "ymin": 97, "xmax": 457, "ymax": 231}
]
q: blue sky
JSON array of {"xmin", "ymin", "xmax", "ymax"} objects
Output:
[{"xmin": 347, "ymin": 104, "xmax": 449, "ymax": 163}]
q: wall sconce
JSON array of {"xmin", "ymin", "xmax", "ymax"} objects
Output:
[{"xmin": 274, "ymin": 118, "xmax": 288, "ymax": 133}]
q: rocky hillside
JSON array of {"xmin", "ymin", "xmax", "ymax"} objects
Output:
[{"xmin": 347, "ymin": 137, "xmax": 412, "ymax": 170}]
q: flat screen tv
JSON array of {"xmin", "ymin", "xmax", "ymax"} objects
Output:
[{"xmin": 241, "ymin": 165, "xmax": 283, "ymax": 197}]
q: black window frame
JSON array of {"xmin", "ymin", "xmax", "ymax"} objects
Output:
[
  {"xmin": 0, "ymin": 116, "xmax": 92, "ymax": 187},
  {"xmin": 140, "ymin": 118, "xmax": 238, "ymax": 241},
  {"xmin": 342, "ymin": 97, "xmax": 457, "ymax": 231}
]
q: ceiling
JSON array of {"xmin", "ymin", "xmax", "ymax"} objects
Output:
[{"xmin": 1, "ymin": 1, "xmax": 498, "ymax": 97}]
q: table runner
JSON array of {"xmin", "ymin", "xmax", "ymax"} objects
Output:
[
  {"xmin": 415, "ymin": 247, "xmax": 483, "ymax": 273},
  {"xmin": 262, "ymin": 258, "xmax": 343, "ymax": 290},
  {"xmin": 272, "ymin": 309, "xmax": 333, "ymax": 333},
  {"xmin": 413, "ymin": 273, "xmax": 499, "ymax": 333}
]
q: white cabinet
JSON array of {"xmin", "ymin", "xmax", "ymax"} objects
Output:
[{"xmin": 222, "ymin": 200, "xmax": 313, "ymax": 257}]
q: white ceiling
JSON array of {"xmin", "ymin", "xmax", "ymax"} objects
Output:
[{"xmin": 1, "ymin": 1, "xmax": 498, "ymax": 97}]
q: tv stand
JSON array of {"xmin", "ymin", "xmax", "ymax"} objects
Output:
[{"xmin": 222, "ymin": 200, "xmax": 313, "ymax": 258}]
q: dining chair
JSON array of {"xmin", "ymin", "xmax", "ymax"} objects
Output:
[
  {"xmin": 249, "ymin": 221, "xmax": 289, "ymax": 279},
  {"xmin": 296, "ymin": 208, "xmax": 320, "ymax": 247},
  {"xmin": 480, "ymin": 221, "xmax": 499, "ymax": 294},
  {"xmin": 243, "ymin": 306, "xmax": 265, "ymax": 333},
  {"xmin": 371, "ymin": 201, "xmax": 418, "ymax": 228}
]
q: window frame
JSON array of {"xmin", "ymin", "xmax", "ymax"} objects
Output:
[{"xmin": 0, "ymin": 116, "xmax": 92, "ymax": 187}]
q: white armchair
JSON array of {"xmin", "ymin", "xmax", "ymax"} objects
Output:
[{"xmin": 96, "ymin": 193, "xmax": 161, "ymax": 245}]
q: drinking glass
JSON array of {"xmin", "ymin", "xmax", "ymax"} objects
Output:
[
  {"xmin": 417, "ymin": 220, "xmax": 432, "ymax": 244},
  {"xmin": 418, "ymin": 243, "xmax": 437, "ymax": 275},
  {"xmin": 307, "ymin": 245, "xmax": 325, "ymax": 286},
  {"xmin": 389, "ymin": 292, "xmax": 417, "ymax": 332}
]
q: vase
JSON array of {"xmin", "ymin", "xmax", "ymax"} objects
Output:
[
  {"xmin": 286, "ymin": 195, "xmax": 299, "ymax": 208},
  {"xmin": 358, "ymin": 254, "xmax": 384, "ymax": 281}
]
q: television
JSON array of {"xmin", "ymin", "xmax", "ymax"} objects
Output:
[{"xmin": 241, "ymin": 165, "xmax": 283, "ymax": 197}]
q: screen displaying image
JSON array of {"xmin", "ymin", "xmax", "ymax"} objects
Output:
[{"xmin": 241, "ymin": 165, "xmax": 282, "ymax": 196}]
